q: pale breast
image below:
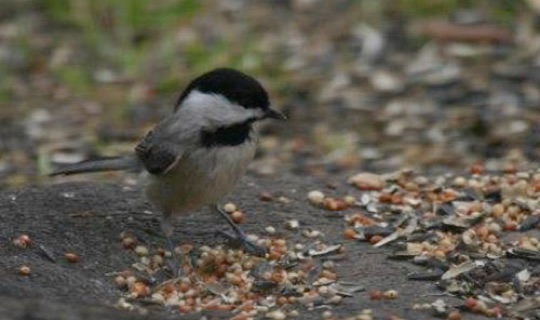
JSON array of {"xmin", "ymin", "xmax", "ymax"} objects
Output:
[{"xmin": 144, "ymin": 141, "xmax": 256, "ymax": 216}]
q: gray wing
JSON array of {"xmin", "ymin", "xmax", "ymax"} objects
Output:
[{"xmin": 135, "ymin": 130, "xmax": 182, "ymax": 175}]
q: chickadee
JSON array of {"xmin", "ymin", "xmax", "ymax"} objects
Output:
[{"xmin": 51, "ymin": 68, "xmax": 286, "ymax": 272}]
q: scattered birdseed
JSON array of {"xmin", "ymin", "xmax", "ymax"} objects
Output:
[
  {"xmin": 383, "ymin": 289, "xmax": 398, "ymax": 299},
  {"xmin": 343, "ymin": 228, "xmax": 357, "ymax": 240},
  {"xmin": 134, "ymin": 245, "xmax": 148, "ymax": 257},
  {"xmin": 223, "ymin": 202, "xmax": 237, "ymax": 213},
  {"xmin": 277, "ymin": 196, "xmax": 291, "ymax": 204},
  {"xmin": 348, "ymin": 172, "xmax": 384, "ymax": 190},
  {"xmin": 12, "ymin": 234, "xmax": 31, "ymax": 248},
  {"xmin": 259, "ymin": 191, "xmax": 274, "ymax": 201},
  {"xmin": 231, "ymin": 211, "xmax": 245, "ymax": 224},
  {"xmin": 307, "ymin": 190, "xmax": 325, "ymax": 205},
  {"xmin": 114, "ymin": 275, "xmax": 126, "ymax": 288},
  {"xmin": 343, "ymin": 195, "xmax": 357, "ymax": 205},
  {"xmin": 106, "ymin": 167, "xmax": 540, "ymax": 318},
  {"xmin": 341, "ymin": 168, "xmax": 540, "ymax": 318},
  {"xmin": 356, "ymin": 309, "xmax": 374, "ymax": 320},
  {"xmin": 447, "ymin": 310, "xmax": 462, "ymax": 320},
  {"xmin": 121, "ymin": 236, "xmax": 137, "ymax": 250},
  {"xmin": 130, "ymin": 282, "xmax": 149, "ymax": 298},
  {"xmin": 64, "ymin": 252, "xmax": 80, "ymax": 263},
  {"xmin": 323, "ymin": 197, "xmax": 349, "ymax": 211},
  {"xmin": 284, "ymin": 219, "xmax": 299, "ymax": 230},
  {"xmin": 369, "ymin": 290, "xmax": 383, "ymax": 300},
  {"xmin": 265, "ymin": 226, "xmax": 276, "ymax": 234},
  {"xmin": 111, "ymin": 225, "xmax": 348, "ymax": 319},
  {"xmin": 265, "ymin": 309, "xmax": 286, "ymax": 319},
  {"xmin": 18, "ymin": 265, "xmax": 30, "ymax": 276},
  {"xmin": 125, "ymin": 276, "xmax": 137, "ymax": 288},
  {"xmin": 288, "ymin": 310, "xmax": 300, "ymax": 317},
  {"xmin": 301, "ymin": 228, "xmax": 321, "ymax": 238}
]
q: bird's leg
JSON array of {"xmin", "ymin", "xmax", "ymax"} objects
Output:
[
  {"xmin": 160, "ymin": 218, "xmax": 182, "ymax": 277},
  {"xmin": 214, "ymin": 204, "xmax": 267, "ymax": 257}
]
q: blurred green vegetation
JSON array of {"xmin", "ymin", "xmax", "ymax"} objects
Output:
[
  {"xmin": 394, "ymin": 0, "xmax": 522, "ymax": 21},
  {"xmin": 0, "ymin": 0, "xmax": 526, "ymax": 107},
  {"xmin": 43, "ymin": 0, "xmax": 201, "ymax": 49},
  {"xmin": 40, "ymin": 0, "xmax": 202, "ymax": 92},
  {"xmin": 0, "ymin": 0, "xmax": 531, "ymax": 186},
  {"xmin": 33, "ymin": 0, "xmax": 284, "ymax": 103}
]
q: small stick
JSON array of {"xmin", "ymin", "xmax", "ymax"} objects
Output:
[{"xmin": 38, "ymin": 244, "xmax": 56, "ymax": 263}]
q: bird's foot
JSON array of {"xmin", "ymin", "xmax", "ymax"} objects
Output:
[
  {"xmin": 214, "ymin": 204, "xmax": 268, "ymax": 257},
  {"xmin": 217, "ymin": 230, "xmax": 268, "ymax": 257},
  {"xmin": 160, "ymin": 219, "xmax": 185, "ymax": 278},
  {"xmin": 162, "ymin": 240, "xmax": 184, "ymax": 278},
  {"xmin": 165, "ymin": 255, "xmax": 182, "ymax": 278}
]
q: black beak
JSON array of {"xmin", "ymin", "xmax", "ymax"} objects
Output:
[{"xmin": 264, "ymin": 108, "xmax": 287, "ymax": 120}]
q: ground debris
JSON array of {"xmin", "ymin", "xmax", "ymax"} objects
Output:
[
  {"xmin": 113, "ymin": 229, "xmax": 349, "ymax": 317},
  {"xmin": 342, "ymin": 169, "xmax": 540, "ymax": 318}
]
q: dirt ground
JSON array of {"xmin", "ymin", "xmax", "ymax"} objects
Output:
[{"xmin": 0, "ymin": 174, "xmax": 492, "ymax": 320}]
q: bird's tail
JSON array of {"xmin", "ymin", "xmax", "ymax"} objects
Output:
[{"xmin": 49, "ymin": 156, "xmax": 141, "ymax": 176}]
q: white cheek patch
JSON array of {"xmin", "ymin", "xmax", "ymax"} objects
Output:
[{"xmin": 179, "ymin": 90, "xmax": 262, "ymax": 128}]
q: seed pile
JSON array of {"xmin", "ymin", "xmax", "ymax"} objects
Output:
[
  {"xmin": 108, "ymin": 166, "xmax": 540, "ymax": 319},
  {"xmin": 307, "ymin": 167, "xmax": 540, "ymax": 319},
  {"xmin": 113, "ymin": 220, "xmax": 351, "ymax": 319}
]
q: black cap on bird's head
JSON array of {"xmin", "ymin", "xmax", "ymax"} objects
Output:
[{"xmin": 175, "ymin": 68, "xmax": 286, "ymax": 121}]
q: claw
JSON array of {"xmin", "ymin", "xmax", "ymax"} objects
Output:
[
  {"xmin": 216, "ymin": 230, "xmax": 267, "ymax": 257},
  {"xmin": 242, "ymin": 239, "xmax": 268, "ymax": 257},
  {"xmin": 166, "ymin": 254, "xmax": 181, "ymax": 277},
  {"xmin": 161, "ymin": 218, "xmax": 183, "ymax": 277}
]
